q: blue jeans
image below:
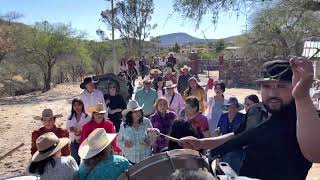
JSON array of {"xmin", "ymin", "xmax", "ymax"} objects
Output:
[
  {"xmin": 70, "ymin": 141, "xmax": 80, "ymax": 165},
  {"xmin": 221, "ymin": 150, "xmax": 244, "ymax": 174}
]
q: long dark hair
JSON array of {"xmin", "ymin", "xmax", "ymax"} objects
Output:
[
  {"xmin": 68, "ymin": 98, "xmax": 88, "ymax": 120},
  {"xmin": 84, "ymin": 145, "xmax": 113, "ymax": 167},
  {"xmin": 153, "ymin": 77, "xmax": 165, "ymax": 95},
  {"xmin": 124, "ymin": 110, "xmax": 144, "ymax": 127},
  {"xmin": 28, "ymin": 156, "xmax": 56, "ymax": 175},
  {"xmin": 186, "ymin": 78, "xmax": 202, "ymax": 96}
]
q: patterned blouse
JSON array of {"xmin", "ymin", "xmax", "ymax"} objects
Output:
[
  {"xmin": 150, "ymin": 111, "xmax": 177, "ymax": 154},
  {"xmin": 117, "ymin": 118, "xmax": 153, "ymax": 163}
]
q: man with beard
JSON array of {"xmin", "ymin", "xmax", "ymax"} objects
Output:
[{"xmin": 180, "ymin": 59, "xmax": 317, "ymax": 180}]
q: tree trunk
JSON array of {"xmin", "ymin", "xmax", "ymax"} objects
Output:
[{"xmin": 43, "ymin": 63, "xmax": 52, "ymax": 92}]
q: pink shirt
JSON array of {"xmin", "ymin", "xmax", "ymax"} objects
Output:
[{"xmin": 165, "ymin": 92, "xmax": 185, "ymax": 115}]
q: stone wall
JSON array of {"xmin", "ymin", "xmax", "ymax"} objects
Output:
[{"xmin": 220, "ymin": 58, "xmax": 268, "ymax": 88}]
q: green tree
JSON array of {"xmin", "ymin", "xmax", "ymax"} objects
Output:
[
  {"xmin": 215, "ymin": 39, "xmax": 225, "ymax": 54},
  {"xmin": 172, "ymin": 42, "xmax": 181, "ymax": 53},
  {"xmin": 20, "ymin": 21, "xmax": 83, "ymax": 91},
  {"xmin": 245, "ymin": 2, "xmax": 320, "ymax": 57},
  {"xmin": 101, "ymin": 0, "xmax": 157, "ymax": 56}
]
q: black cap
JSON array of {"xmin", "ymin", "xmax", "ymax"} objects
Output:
[{"xmin": 256, "ymin": 60, "xmax": 293, "ymax": 83}]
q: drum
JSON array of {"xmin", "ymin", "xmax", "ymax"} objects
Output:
[
  {"xmin": 1, "ymin": 176, "xmax": 39, "ymax": 180},
  {"xmin": 118, "ymin": 149, "xmax": 210, "ymax": 180}
]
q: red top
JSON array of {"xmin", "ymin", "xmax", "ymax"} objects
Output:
[
  {"xmin": 80, "ymin": 119, "xmax": 122, "ymax": 153},
  {"xmin": 31, "ymin": 126, "xmax": 70, "ymax": 156},
  {"xmin": 163, "ymin": 75, "xmax": 177, "ymax": 84},
  {"xmin": 188, "ymin": 113, "xmax": 209, "ymax": 137}
]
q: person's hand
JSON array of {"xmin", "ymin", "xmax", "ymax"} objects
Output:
[
  {"xmin": 179, "ymin": 136, "xmax": 203, "ymax": 150},
  {"xmin": 214, "ymin": 128, "xmax": 221, "ymax": 136},
  {"xmin": 105, "ymin": 99, "xmax": 110, "ymax": 105},
  {"xmin": 147, "ymin": 128, "xmax": 160, "ymax": 138},
  {"xmin": 290, "ymin": 58, "xmax": 314, "ymax": 100},
  {"xmin": 124, "ymin": 140, "xmax": 133, "ymax": 148}
]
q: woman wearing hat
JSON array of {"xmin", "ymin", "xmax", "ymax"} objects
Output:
[
  {"xmin": 164, "ymin": 81, "xmax": 185, "ymax": 115},
  {"xmin": 28, "ymin": 132, "xmax": 78, "ymax": 180},
  {"xmin": 31, "ymin": 109, "xmax": 70, "ymax": 156},
  {"xmin": 150, "ymin": 97, "xmax": 177, "ymax": 154},
  {"xmin": 78, "ymin": 128, "xmax": 131, "ymax": 180},
  {"xmin": 184, "ymin": 77, "xmax": 207, "ymax": 113},
  {"xmin": 117, "ymin": 100, "xmax": 153, "ymax": 164},
  {"xmin": 216, "ymin": 97, "xmax": 245, "ymax": 174},
  {"xmin": 80, "ymin": 103, "xmax": 122, "ymax": 154}
]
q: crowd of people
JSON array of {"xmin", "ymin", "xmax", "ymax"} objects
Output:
[{"xmin": 26, "ymin": 55, "xmax": 320, "ymax": 180}]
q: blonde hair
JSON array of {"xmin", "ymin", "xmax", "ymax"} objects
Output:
[{"xmin": 154, "ymin": 97, "xmax": 169, "ymax": 110}]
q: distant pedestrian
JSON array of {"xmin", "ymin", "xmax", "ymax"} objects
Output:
[{"xmin": 177, "ymin": 65, "xmax": 192, "ymax": 95}]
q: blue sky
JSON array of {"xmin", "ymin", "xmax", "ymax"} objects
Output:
[{"xmin": 0, "ymin": 0, "xmax": 248, "ymax": 40}]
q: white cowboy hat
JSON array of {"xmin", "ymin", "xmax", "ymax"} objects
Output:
[
  {"xmin": 78, "ymin": 128, "xmax": 116, "ymax": 160},
  {"xmin": 32, "ymin": 132, "xmax": 69, "ymax": 162},
  {"xmin": 180, "ymin": 65, "xmax": 191, "ymax": 71},
  {"xmin": 122, "ymin": 100, "xmax": 144, "ymax": 117},
  {"xmin": 89, "ymin": 103, "xmax": 107, "ymax": 114},
  {"xmin": 164, "ymin": 81, "xmax": 177, "ymax": 89},
  {"xmin": 33, "ymin": 109, "xmax": 63, "ymax": 120}
]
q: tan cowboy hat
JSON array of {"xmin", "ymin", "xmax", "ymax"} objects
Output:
[
  {"xmin": 150, "ymin": 69, "xmax": 162, "ymax": 74},
  {"xmin": 122, "ymin": 100, "xmax": 144, "ymax": 117},
  {"xmin": 89, "ymin": 103, "xmax": 107, "ymax": 114},
  {"xmin": 33, "ymin": 109, "xmax": 63, "ymax": 120},
  {"xmin": 32, "ymin": 132, "xmax": 69, "ymax": 162},
  {"xmin": 164, "ymin": 81, "xmax": 177, "ymax": 89},
  {"xmin": 78, "ymin": 128, "xmax": 117, "ymax": 160},
  {"xmin": 180, "ymin": 65, "xmax": 191, "ymax": 71}
]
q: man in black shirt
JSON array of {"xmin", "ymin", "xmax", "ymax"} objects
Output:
[{"xmin": 180, "ymin": 59, "xmax": 316, "ymax": 179}]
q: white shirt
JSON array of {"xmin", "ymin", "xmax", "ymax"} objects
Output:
[
  {"xmin": 165, "ymin": 92, "xmax": 185, "ymax": 115},
  {"xmin": 66, "ymin": 113, "xmax": 91, "ymax": 141},
  {"xmin": 159, "ymin": 59, "xmax": 167, "ymax": 67},
  {"xmin": 80, "ymin": 89, "xmax": 106, "ymax": 114}
]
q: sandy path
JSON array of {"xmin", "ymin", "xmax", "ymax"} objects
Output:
[
  {"xmin": 0, "ymin": 79, "xmax": 319, "ymax": 179},
  {"xmin": 0, "ymin": 83, "xmax": 81, "ymax": 177}
]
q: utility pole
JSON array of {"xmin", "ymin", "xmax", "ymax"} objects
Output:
[{"xmin": 111, "ymin": 0, "xmax": 117, "ymax": 74}]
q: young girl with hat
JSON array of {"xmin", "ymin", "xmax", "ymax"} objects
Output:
[
  {"xmin": 28, "ymin": 132, "xmax": 78, "ymax": 180},
  {"xmin": 80, "ymin": 103, "xmax": 122, "ymax": 154}
]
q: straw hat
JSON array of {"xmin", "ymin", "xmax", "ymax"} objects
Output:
[
  {"xmin": 89, "ymin": 103, "xmax": 107, "ymax": 114},
  {"xmin": 32, "ymin": 132, "xmax": 69, "ymax": 162},
  {"xmin": 78, "ymin": 128, "xmax": 117, "ymax": 160},
  {"xmin": 164, "ymin": 81, "xmax": 177, "ymax": 89},
  {"xmin": 150, "ymin": 69, "xmax": 162, "ymax": 74},
  {"xmin": 180, "ymin": 65, "xmax": 191, "ymax": 71},
  {"xmin": 33, "ymin": 109, "xmax": 63, "ymax": 120},
  {"xmin": 122, "ymin": 100, "xmax": 144, "ymax": 117}
]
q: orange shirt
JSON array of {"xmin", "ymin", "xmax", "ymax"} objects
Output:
[{"xmin": 184, "ymin": 87, "xmax": 206, "ymax": 112}]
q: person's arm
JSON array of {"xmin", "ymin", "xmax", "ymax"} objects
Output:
[
  {"xmin": 179, "ymin": 133, "xmax": 235, "ymax": 150},
  {"xmin": 79, "ymin": 124, "xmax": 89, "ymax": 143},
  {"xmin": 291, "ymin": 58, "xmax": 320, "ymax": 162},
  {"xmin": 61, "ymin": 130, "xmax": 71, "ymax": 156},
  {"xmin": 117, "ymin": 124, "xmax": 126, "ymax": 150},
  {"xmin": 31, "ymin": 131, "xmax": 39, "ymax": 155}
]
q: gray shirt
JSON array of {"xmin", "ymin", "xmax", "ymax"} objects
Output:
[{"xmin": 39, "ymin": 156, "xmax": 78, "ymax": 180}]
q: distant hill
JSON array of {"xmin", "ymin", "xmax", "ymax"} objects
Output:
[{"xmin": 158, "ymin": 32, "xmax": 242, "ymax": 46}]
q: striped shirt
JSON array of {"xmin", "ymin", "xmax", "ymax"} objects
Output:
[{"xmin": 117, "ymin": 118, "xmax": 153, "ymax": 163}]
